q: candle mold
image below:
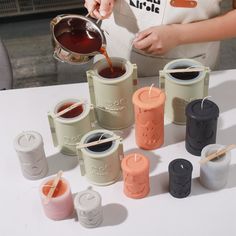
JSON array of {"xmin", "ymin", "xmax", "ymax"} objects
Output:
[
  {"xmin": 48, "ymin": 98, "xmax": 95, "ymax": 156},
  {"xmin": 77, "ymin": 129, "xmax": 123, "ymax": 185},
  {"xmin": 86, "ymin": 57, "xmax": 137, "ymax": 130},
  {"xmin": 159, "ymin": 58, "xmax": 210, "ymax": 125}
]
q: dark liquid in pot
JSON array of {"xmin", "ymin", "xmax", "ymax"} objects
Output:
[
  {"xmin": 55, "ymin": 18, "xmax": 114, "ymax": 72},
  {"xmin": 56, "ymin": 30, "xmax": 102, "ymax": 54},
  {"xmin": 99, "ymin": 66, "xmax": 126, "ymax": 78}
]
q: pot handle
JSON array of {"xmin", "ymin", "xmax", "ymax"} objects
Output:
[
  {"xmin": 51, "ymin": 14, "xmax": 70, "ymax": 25},
  {"xmin": 53, "ymin": 47, "xmax": 70, "ymax": 63},
  {"xmin": 47, "ymin": 112, "xmax": 58, "ymax": 147}
]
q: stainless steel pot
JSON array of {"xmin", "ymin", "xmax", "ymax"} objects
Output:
[{"xmin": 50, "ymin": 14, "xmax": 106, "ymax": 64}]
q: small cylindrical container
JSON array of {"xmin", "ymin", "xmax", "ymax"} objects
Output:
[
  {"xmin": 168, "ymin": 158, "xmax": 193, "ymax": 198},
  {"xmin": 185, "ymin": 99, "xmax": 220, "ymax": 156},
  {"xmin": 77, "ymin": 129, "xmax": 123, "ymax": 185},
  {"xmin": 14, "ymin": 131, "xmax": 48, "ymax": 180},
  {"xmin": 121, "ymin": 153, "xmax": 150, "ymax": 199},
  {"xmin": 48, "ymin": 98, "xmax": 94, "ymax": 156},
  {"xmin": 200, "ymin": 144, "xmax": 231, "ymax": 190},
  {"xmin": 74, "ymin": 188, "xmax": 103, "ymax": 228},
  {"xmin": 86, "ymin": 57, "xmax": 138, "ymax": 129},
  {"xmin": 39, "ymin": 177, "xmax": 74, "ymax": 220},
  {"xmin": 132, "ymin": 86, "xmax": 166, "ymax": 150},
  {"xmin": 159, "ymin": 58, "xmax": 210, "ymax": 124}
]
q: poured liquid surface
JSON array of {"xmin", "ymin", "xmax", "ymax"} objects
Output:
[
  {"xmin": 99, "ymin": 66, "xmax": 126, "ymax": 78},
  {"xmin": 57, "ymin": 30, "xmax": 102, "ymax": 54},
  {"xmin": 170, "ymin": 67, "xmax": 200, "ymax": 80},
  {"xmin": 57, "ymin": 102, "xmax": 83, "ymax": 118},
  {"xmin": 55, "ymin": 18, "xmax": 102, "ymax": 54}
]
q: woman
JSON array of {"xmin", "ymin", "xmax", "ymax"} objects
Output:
[{"xmin": 84, "ymin": 0, "xmax": 236, "ymax": 76}]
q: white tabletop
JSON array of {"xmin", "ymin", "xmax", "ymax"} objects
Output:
[{"xmin": 1, "ymin": 70, "xmax": 236, "ymax": 236}]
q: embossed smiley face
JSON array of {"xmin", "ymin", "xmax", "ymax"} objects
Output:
[
  {"xmin": 137, "ymin": 108, "xmax": 163, "ymax": 127},
  {"xmin": 124, "ymin": 172, "xmax": 149, "ymax": 195},
  {"xmin": 20, "ymin": 153, "xmax": 46, "ymax": 176},
  {"xmin": 187, "ymin": 119, "xmax": 215, "ymax": 148},
  {"xmin": 79, "ymin": 209, "xmax": 102, "ymax": 226},
  {"xmin": 137, "ymin": 108, "xmax": 163, "ymax": 146}
]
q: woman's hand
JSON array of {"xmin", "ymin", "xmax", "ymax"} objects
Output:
[
  {"xmin": 84, "ymin": 0, "xmax": 114, "ymax": 19},
  {"xmin": 133, "ymin": 24, "xmax": 180, "ymax": 55}
]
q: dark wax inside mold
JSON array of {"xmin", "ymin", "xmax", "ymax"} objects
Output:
[
  {"xmin": 170, "ymin": 66, "xmax": 200, "ymax": 80},
  {"xmin": 87, "ymin": 134, "xmax": 113, "ymax": 152},
  {"xmin": 99, "ymin": 66, "xmax": 126, "ymax": 78}
]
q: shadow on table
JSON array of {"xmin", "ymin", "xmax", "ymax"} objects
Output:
[
  {"xmin": 209, "ymin": 80, "xmax": 236, "ymax": 113},
  {"xmin": 125, "ymin": 148, "xmax": 161, "ymax": 173},
  {"xmin": 163, "ymin": 122, "xmax": 186, "ymax": 147},
  {"xmin": 71, "ymin": 193, "xmax": 128, "ymax": 226},
  {"xmin": 190, "ymin": 163, "xmax": 236, "ymax": 196},
  {"xmin": 148, "ymin": 171, "xmax": 169, "ymax": 197},
  {"xmin": 113, "ymin": 126, "xmax": 134, "ymax": 140},
  {"xmin": 46, "ymin": 152, "xmax": 78, "ymax": 176},
  {"xmin": 101, "ymin": 203, "xmax": 128, "ymax": 227},
  {"xmin": 147, "ymin": 164, "xmax": 236, "ymax": 198},
  {"xmin": 217, "ymin": 124, "xmax": 236, "ymax": 144}
]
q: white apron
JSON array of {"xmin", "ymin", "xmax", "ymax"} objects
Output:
[{"xmin": 99, "ymin": 0, "xmax": 223, "ymax": 76}]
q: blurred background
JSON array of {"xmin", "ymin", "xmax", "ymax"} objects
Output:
[{"xmin": 0, "ymin": 0, "xmax": 236, "ymax": 89}]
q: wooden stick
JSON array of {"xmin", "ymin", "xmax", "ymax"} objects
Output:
[
  {"xmin": 199, "ymin": 144, "xmax": 236, "ymax": 165},
  {"xmin": 77, "ymin": 136, "xmax": 120, "ymax": 149},
  {"xmin": 44, "ymin": 170, "xmax": 63, "ymax": 203},
  {"xmin": 54, "ymin": 102, "xmax": 83, "ymax": 118},
  {"xmin": 162, "ymin": 67, "xmax": 207, "ymax": 74}
]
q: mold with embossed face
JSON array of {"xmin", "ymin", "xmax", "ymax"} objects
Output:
[
  {"xmin": 48, "ymin": 98, "xmax": 94, "ymax": 156},
  {"xmin": 77, "ymin": 130, "xmax": 123, "ymax": 186}
]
